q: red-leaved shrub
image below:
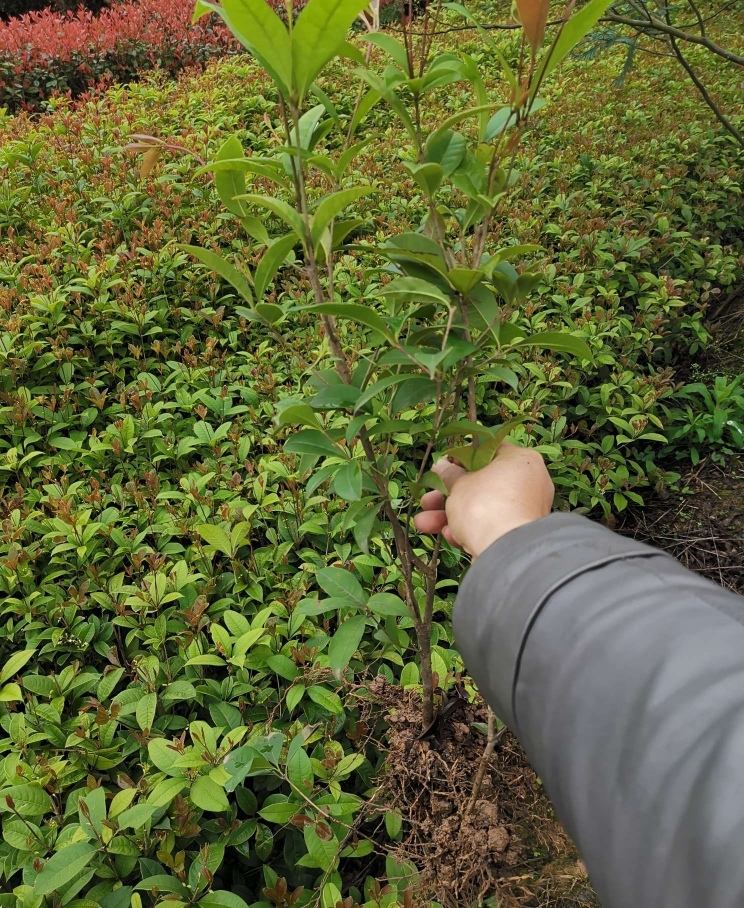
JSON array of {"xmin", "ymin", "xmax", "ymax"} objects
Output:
[{"xmin": 0, "ymin": 0, "xmax": 240, "ymax": 111}]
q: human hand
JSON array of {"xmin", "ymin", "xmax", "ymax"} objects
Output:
[{"xmin": 413, "ymin": 442, "xmax": 555, "ymax": 558}]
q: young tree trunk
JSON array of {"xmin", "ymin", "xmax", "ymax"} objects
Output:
[{"xmin": 417, "ymin": 623, "xmax": 435, "ymax": 727}]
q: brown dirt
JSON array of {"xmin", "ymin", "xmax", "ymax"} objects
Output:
[
  {"xmin": 617, "ymin": 455, "xmax": 744, "ymax": 594},
  {"xmin": 379, "ymin": 690, "xmax": 597, "ymax": 908}
]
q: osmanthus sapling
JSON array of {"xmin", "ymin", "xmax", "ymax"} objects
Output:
[{"xmin": 179, "ymin": 0, "xmax": 612, "ymax": 728}]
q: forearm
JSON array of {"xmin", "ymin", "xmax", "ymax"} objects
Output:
[{"xmin": 454, "ymin": 513, "xmax": 744, "ymax": 908}]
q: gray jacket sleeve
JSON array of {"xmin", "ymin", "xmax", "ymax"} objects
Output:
[{"xmin": 453, "ymin": 512, "xmax": 744, "ymax": 908}]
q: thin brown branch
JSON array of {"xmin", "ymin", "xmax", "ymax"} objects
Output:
[
  {"xmin": 666, "ymin": 28, "xmax": 744, "ymax": 146},
  {"xmin": 684, "ymin": 0, "xmax": 706, "ymax": 37},
  {"xmin": 465, "ymin": 709, "xmax": 502, "ymax": 813},
  {"xmin": 602, "ymin": 12, "xmax": 744, "ymax": 66}
]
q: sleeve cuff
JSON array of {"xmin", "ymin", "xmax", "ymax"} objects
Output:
[{"xmin": 452, "ymin": 512, "xmax": 671, "ymax": 731}]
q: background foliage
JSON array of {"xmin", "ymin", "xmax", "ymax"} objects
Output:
[
  {"xmin": 0, "ymin": 2, "xmax": 742, "ymax": 905},
  {"xmin": 0, "ymin": 0, "xmax": 238, "ymax": 112}
]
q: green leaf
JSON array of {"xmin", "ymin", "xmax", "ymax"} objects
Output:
[
  {"xmin": 286, "ymin": 684, "xmax": 306, "ymax": 714},
  {"xmin": 328, "ymin": 614, "xmax": 366, "ymax": 679},
  {"xmin": 445, "ymin": 418, "xmax": 530, "ymax": 471},
  {"xmin": 35, "ymin": 843, "xmax": 98, "ymax": 896},
  {"xmin": 286, "ymin": 734, "xmax": 315, "ymax": 793},
  {"xmin": 400, "ymin": 662, "xmax": 419, "ymax": 687},
  {"xmin": 486, "ymin": 243, "xmax": 543, "ymax": 267},
  {"xmin": 300, "ymin": 302, "xmax": 396, "ymax": 343},
  {"xmin": 331, "ymin": 217, "xmax": 367, "ymax": 250},
  {"xmin": 225, "ymin": 746, "xmax": 266, "ymax": 792},
  {"xmin": 203, "ymin": 158, "xmax": 289, "ymax": 191},
  {"xmin": 295, "ymin": 103, "xmax": 328, "ymax": 152},
  {"xmin": 136, "ymin": 875, "xmax": 190, "ymax": 897},
  {"xmin": 233, "ymin": 627, "xmax": 270, "ymax": 658},
  {"xmin": 332, "ymin": 461, "xmax": 363, "ymax": 502},
  {"xmin": 276, "ymin": 399, "xmax": 322, "ymax": 429},
  {"xmin": 195, "ymin": 0, "xmax": 292, "ymax": 97},
  {"xmin": 484, "ymin": 106, "xmax": 517, "ymax": 142},
  {"xmin": 514, "ymin": 331, "xmax": 592, "ymax": 361},
  {"xmin": 255, "ymin": 303, "xmax": 285, "ymax": 325},
  {"xmin": 532, "ymin": 0, "xmax": 615, "ymax": 96},
  {"xmin": 364, "ymin": 32, "xmax": 409, "ymax": 70},
  {"xmin": 79, "ymin": 786, "xmax": 106, "ymax": 838},
  {"xmin": 147, "ymin": 738, "xmax": 180, "ymax": 775},
  {"xmin": 366, "ymin": 593, "xmax": 410, "ymax": 618},
  {"xmin": 199, "ymin": 892, "xmax": 251, "ymax": 908},
  {"xmin": 292, "ymin": 0, "xmax": 371, "ymax": 101},
  {"xmin": 258, "ymin": 801, "xmax": 299, "ymax": 824},
  {"xmin": 0, "ymin": 649, "xmax": 36, "ymax": 685},
  {"xmin": 0, "ymin": 784, "xmax": 52, "ymax": 817},
  {"xmin": 284, "ymin": 429, "xmax": 342, "ymax": 459},
  {"xmin": 316, "ymin": 566, "xmax": 366, "ymax": 607},
  {"xmin": 352, "ymin": 373, "xmax": 417, "ymax": 413},
  {"xmin": 186, "ymin": 654, "xmax": 226, "ymax": 667},
  {"xmin": 459, "ymin": 52, "xmax": 490, "ymax": 141},
  {"xmin": 348, "ymin": 86, "xmax": 381, "ymax": 137},
  {"xmin": 48, "ymin": 435, "xmax": 83, "ymax": 451},
  {"xmin": 254, "ymin": 233, "xmax": 297, "ymax": 300},
  {"xmin": 266, "ymin": 654, "xmax": 299, "ymax": 681},
  {"xmin": 214, "ymin": 136, "xmax": 247, "ymax": 217},
  {"xmin": 379, "ymin": 276, "xmax": 451, "ymax": 309},
  {"xmin": 447, "ymin": 267, "xmax": 485, "ymax": 294},
  {"xmin": 242, "ymin": 215, "xmax": 271, "ymax": 246},
  {"xmin": 437, "ymin": 420, "xmax": 494, "ymax": 440},
  {"xmin": 210, "ymin": 700, "xmax": 242, "ymax": 731},
  {"xmin": 426, "ymin": 106, "xmax": 496, "ymax": 152},
  {"xmin": 404, "ymin": 162, "xmax": 444, "ymax": 198},
  {"xmin": 311, "ymin": 187, "xmax": 374, "ymax": 248},
  {"xmin": 116, "ymin": 803, "xmax": 158, "ymax": 830},
  {"xmin": 191, "ymin": 776, "xmax": 230, "ymax": 813},
  {"xmin": 385, "ymin": 810, "xmax": 403, "ymax": 839},
  {"xmin": 311, "ymin": 382, "xmax": 361, "ymax": 410},
  {"xmin": 237, "ymin": 194, "xmax": 305, "ymax": 239},
  {"xmin": 136, "ymin": 692, "xmax": 157, "ymax": 732},
  {"xmin": 342, "ymin": 839, "xmax": 374, "ymax": 858},
  {"xmin": 255, "ymin": 822, "xmax": 274, "ymax": 860},
  {"xmin": 147, "ymin": 777, "xmax": 188, "ymax": 808},
  {"xmin": 310, "ymin": 82, "xmax": 341, "ymax": 127},
  {"xmin": 304, "ymin": 821, "xmax": 339, "ymax": 870},
  {"xmin": 231, "ymin": 522, "xmax": 251, "ymax": 552},
  {"xmin": 0, "ymin": 683, "xmax": 23, "ymax": 702},
  {"xmin": 356, "ymin": 69, "xmax": 416, "ymax": 140},
  {"xmin": 425, "ymin": 129, "xmax": 467, "ymax": 177},
  {"xmin": 197, "ymin": 523, "xmax": 233, "ymax": 556},
  {"xmin": 179, "ymin": 245, "xmax": 253, "ymax": 305},
  {"xmin": 392, "ymin": 376, "xmax": 437, "ymax": 410},
  {"xmin": 307, "ymin": 685, "xmax": 343, "ymax": 715},
  {"xmin": 2, "ymin": 818, "xmax": 42, "ymax": 852}
]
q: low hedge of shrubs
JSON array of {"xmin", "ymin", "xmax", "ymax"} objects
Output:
[{"xmin": 0, "ymin": 0, "xmax": 239, "ymax": 111}]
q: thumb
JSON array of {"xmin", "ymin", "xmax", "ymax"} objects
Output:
[{"xmin": 432, "ymin": 457, "xmax": 467, "ymax": 493}]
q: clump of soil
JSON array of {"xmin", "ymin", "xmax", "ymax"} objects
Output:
[{"xmin": 379, "ymin": 689, "xmax": 597, "ymax": 908}]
